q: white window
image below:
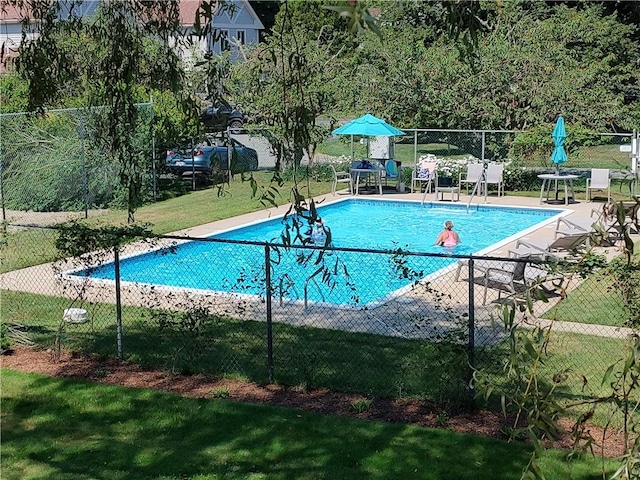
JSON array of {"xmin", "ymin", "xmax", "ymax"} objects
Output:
[
  {"xmin": 219, "ymin": 30, "xmax": 230, "ymax": 51},
  {"xmin": 235, "ymin": 30, "xmax": 245, "ymax": 45}
]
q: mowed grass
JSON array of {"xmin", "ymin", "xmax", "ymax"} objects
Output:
[
  {"xmin": 1, "ymin": 368, "xmax": 618, "ymax": 480},
  {"xmin": 100, "ymin": 172, "xmax": 333, "ymax": 233},
  {"xmin": 0, "ymin": 290, "xmax": 471, "ymax": 402},
  {"xmin": 1, "ymin": 171, "xmax": 334, "ymax": 273},
  {"xmin": 541, "ymin": 270, "xmax": 628, "ymax": 327},
  {"xmin": 2, "ymin": 289, "xmax": 629, "ymax": 413},
  {"xmin": 317, "ymin": 136, "xmax": 632, "ymax": 169}
]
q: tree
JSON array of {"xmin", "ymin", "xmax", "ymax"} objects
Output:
[
  {"xmin": 353, "ymin": 2, "xmax": 639, "ymax": 132},
  {"xmin": 229, "ymin": 0, "xmax": 356, "ymax": 171},
  {"xmin": 6, "ymin": 0, "xmax": 494, "ymax": 219}
]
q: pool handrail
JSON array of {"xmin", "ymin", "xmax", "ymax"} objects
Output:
[{"xmin": 466, "ymin": 170, "xmax": 485, "ymax": 212}]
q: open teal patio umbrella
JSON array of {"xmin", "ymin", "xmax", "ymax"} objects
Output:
[
  {"xmin": 551, "ymin": 116, "xmax": 568, "ymax": 174},
  {"xmin": 332, "ymin": 114, "xmax": 404, "ymax": 161},
  {"xmin": 332, "ymin": 113, "xmax": 404, "ymax": 137}
]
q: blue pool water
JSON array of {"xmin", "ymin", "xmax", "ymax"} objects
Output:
[{"xmin": 77, "ymin": 199, "xmax": 564, "ymax": 306}]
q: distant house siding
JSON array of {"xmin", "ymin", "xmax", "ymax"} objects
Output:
[
  {"xmin": 207, "ymin": 0, "xmax": 263, "ymax": 59},
  {"xmin": 1, "ymin": 0, "xmax": 263, "ymax": 72},
  {"xmin": 1, "ymin": 23, "xmax": 25, "ymax": 51}
]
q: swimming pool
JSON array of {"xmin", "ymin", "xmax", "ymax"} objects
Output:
[{"xmin": 74, "ymin": 199, "xmax": 566, "ymax": 307}]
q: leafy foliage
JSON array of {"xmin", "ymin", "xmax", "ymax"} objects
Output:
[
  {"xmin": 342, "ymin": 2, "xmax": 639, "ymax": 132},
  {"xmin": 607, "ymin": 256, "xmax": 640, "ymax": 328},
  {"xmin": 230, "ymin": 0, "xmax": 353, "ymax": 171},
  {"xmin": 0, "ymin": 106, "xmax": 156, "ymax": 212},
  {"xmin": 0, "ymin": 322, "xmax": 12, "ymax": 354},
  {"xmin": 55, "ymin": 221, "xmax": 154, "ymax": 257},
  {"xmin": 11, "ymin": 0, "xmax": 186, "ymax": 222}
]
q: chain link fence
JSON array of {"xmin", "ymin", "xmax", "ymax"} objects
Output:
[
  {"xmin": 2, "ymin": 222, "xmax": 634, "ymax": 408},
  {"xmin": 2, "ymin": 112, "xmax": 637, "ymax": 226},
  {"xmin": 394, "ymin": 129, "xmax": 636, "ymax": 165},
  {"xmin": 0, "ymin": 104, "xmax": 154, "ymax": 224}
]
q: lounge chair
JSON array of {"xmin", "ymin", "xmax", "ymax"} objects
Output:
[
  {"xmin": 455, "ymin": 258, "xmax": 512, "ymax": 282},
  {"xmin": 454, "ymin": 257, "xmax": 561, "ymax": 304},
  {"xmin": 601, "ymin": 199, "xmax": 639, "ymax": 220},
  {"xmin": 510, "ymin": 231, "xmax": 590, "ymax": 259},
  {"xmin": 597, "ymin": 199, "xmax": 640, "ymax": 240},
  {"xmin": 554, "ymin": 209, "xmax": 618, "ymax": 245},
  {"xmin": 482, "ymin": 259, "xmax": 562, "ymax": 304}
]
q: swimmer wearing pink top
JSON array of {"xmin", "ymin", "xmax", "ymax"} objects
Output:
[{"xmin": 434, "ymin": 220, "xmax": 461, "ymax": 248}]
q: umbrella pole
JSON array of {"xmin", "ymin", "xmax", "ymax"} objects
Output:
[{"xmin": 350, "ymin": 135, "xmax": 354, "ymax": 162}]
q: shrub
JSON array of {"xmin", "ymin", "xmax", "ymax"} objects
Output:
[
  {"xmin": 502, "ymin": 162, "xmax": 543, "ymax": 192},
  {"xmin": 0, "ymin": 323, "xmax": 11, "ymax": 354},
  {"xmin": 281, "ymin": 157, "xmax": 351, "ymax": 183}
]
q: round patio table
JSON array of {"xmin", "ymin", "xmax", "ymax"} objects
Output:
[{"xmin": 538, "ymin": 173, "xmax": 579, "ymax": 205}]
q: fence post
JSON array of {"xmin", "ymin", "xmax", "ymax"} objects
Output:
[
  {"xmin": 114, "ymin": 246, "xmax": 123, "ymax": 361},
  {"xmin": 0, "ymin": 147, "xmax": 6, "ymax": 225},
  {"xmin": 467, "ymin": 257, "xmax": 476, "ymax": 404},
  {"xmin": 76, "ymin": 118, "xmax": 89, "ymax": 219},
  {"xmin": 265, "ymin": 244, "xmax": 274, "ymax": 382},
  {"xmin": 150, "ymin": 95, "xmax": 157, "ymax": 203}
]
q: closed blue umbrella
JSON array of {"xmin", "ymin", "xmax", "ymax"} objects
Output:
[{"xmin": 551, "ymin": 116, "xmax": 568, "ymax": 174}]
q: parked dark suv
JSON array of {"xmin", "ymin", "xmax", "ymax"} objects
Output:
[
  {"xmin": 165, "ymin": 137, "xmax": 258, "ymax": 176},
  {"xmin": 200, "ymin": 102, "xmax": 248, "ymax": 133}
]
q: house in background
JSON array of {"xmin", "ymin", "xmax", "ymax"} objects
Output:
[
  {"xmin": 1, "ymin": 0, "xmax": 263, "ymax": 72},
  {"xmin": 1, "ymin": 3, "xmax": 36, "ymax": 71},
  {"xmin": 178, "ymin": 0, "xmax": 264, "ymax": 63},
  {"xmin": 1, "ymin": 1, "xmax": 101, "ymax": 72}
]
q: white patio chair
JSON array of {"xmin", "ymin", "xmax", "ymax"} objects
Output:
[
  {"xmin": 411, "ymin": 160, "xmax": 436, "ymax": 193},
  {"xmin": 458, "ymin": 163, "xmax": 484, "ymax": 194},
  {"xmin": 480, "ymin": 163, "xmax": 504, "ymax": 197},
  {"xmin": 330, "ymin": 164, "xmax": 353, "ymax": 195},
  {"xmin": 585, "ymin": 168, "xmax": 610, "ymax": 202}
]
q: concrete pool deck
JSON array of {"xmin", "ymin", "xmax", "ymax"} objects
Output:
[{"xmin": 2, "ymin": 189, "xmax": 637, "ymax": 345}]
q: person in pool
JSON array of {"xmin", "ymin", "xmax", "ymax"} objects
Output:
[
  {"xmin": 310, "ymin": 217, "xmax": 331, "ymax": 246},
  {"xmin": 434, "ymin": 220, "xmax": 461, "ymax": 247}
]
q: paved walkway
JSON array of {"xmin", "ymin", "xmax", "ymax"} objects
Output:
[{"xmin": 2, "ymin": 190, "xmax": 636, "ymax": 344}]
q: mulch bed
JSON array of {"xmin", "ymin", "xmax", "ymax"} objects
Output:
[{"xmin": 1, "ymin": 346, "xmax": 626, "ymax": 458}]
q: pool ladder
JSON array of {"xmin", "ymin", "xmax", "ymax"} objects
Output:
[{"xmin": 465, "ymin": 172, "xmax": 486, "ymax": 212}]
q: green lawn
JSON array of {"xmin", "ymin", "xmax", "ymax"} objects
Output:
[
  {"xmin": 1, "ymin": 368, "xmax": 618, "ymax": 480},
  {"xmin": 317, "ymin": 136, "xmax": 632, "ymax": 170},
  {"xmin": 1, "ymin": 171, "xmax": 334, "ymax": 273},
  {"xmin": 1, "ymin": 289, "xmax": 628, "ymax": 413},
  {"xmin": 541, "ymin": 270, "xmax": 628, "ymax": 327},
  {"xmin": 90, "ymin": 171, "xmax": 334, "ymax": 234},
  {"xmin": 0, "ymin": 290, "xmax": 471, "ymax": 402}
]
